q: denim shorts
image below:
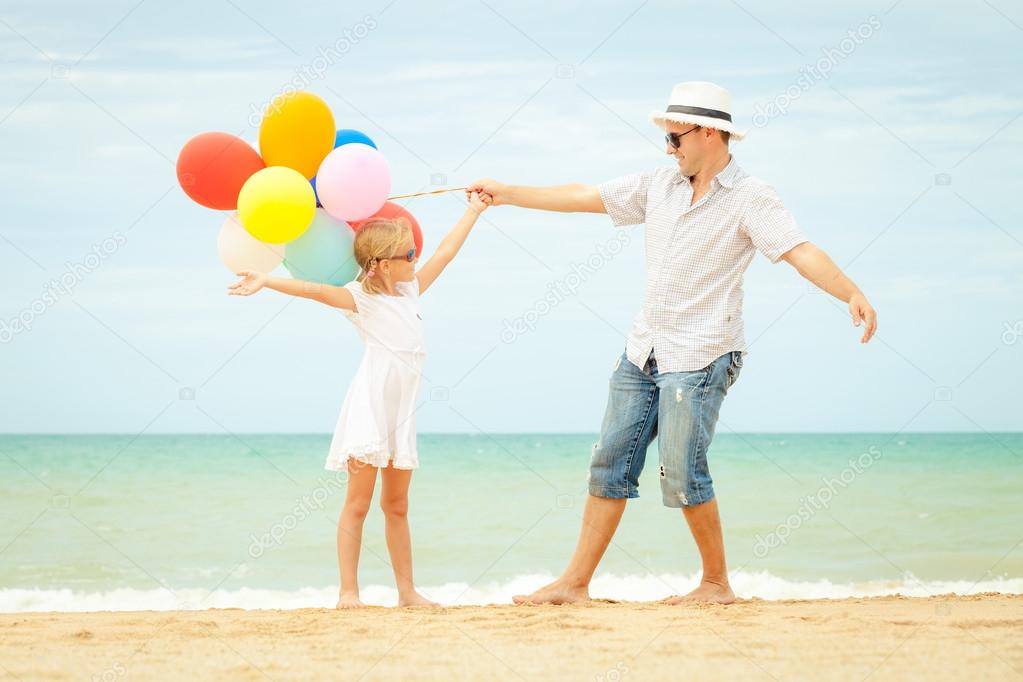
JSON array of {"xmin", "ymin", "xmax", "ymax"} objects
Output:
[{"xmin": 587, "ymin": 348, "xmax": 742, "ymax": 508}]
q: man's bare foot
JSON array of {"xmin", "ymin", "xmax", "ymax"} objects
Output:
[
  {"xmin": 663, "ymin": 580, "xmax": 735, "ymax": 605},
  {"xmin": 336, "ymin": 592, "xmax": 366, "ymax": 609},
  {"xmin": 512, "ymin": 580, "xmax": 590, "ymax": 605},
  {"xmin": 398, "ymin": 590, "xmax": 440, "ymax": 608}
]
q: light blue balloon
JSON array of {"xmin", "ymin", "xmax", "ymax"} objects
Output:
[{"xmin": 283, "ymin": 209, "xmax": 358, "ymax": 285}]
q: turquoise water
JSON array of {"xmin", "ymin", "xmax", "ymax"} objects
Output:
[{"xmin": 1, "ymin": 433, "xmax": 1021, "ymax": 610}]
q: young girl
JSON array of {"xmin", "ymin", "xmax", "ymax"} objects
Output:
[{"xmin": 227, "ymin": 190, "xmax": 492, "ymax": 608}]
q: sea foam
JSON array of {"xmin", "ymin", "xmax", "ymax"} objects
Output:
[{"xmin": 3, "ymin": 571, "xmax": 1020, "ymax": 612}]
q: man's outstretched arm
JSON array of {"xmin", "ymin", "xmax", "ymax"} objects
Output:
[
  {"xmin": 465, "ymin": 178, "xmax": 606, "ymax": 213},
  {"xmin": 780, "ymin": 242, "xmax": 878, "ymax": 344}
]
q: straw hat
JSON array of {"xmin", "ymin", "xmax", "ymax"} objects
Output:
[{"xmin": 649, "ymin": 81, "xmax": 747, "ymax": 141}]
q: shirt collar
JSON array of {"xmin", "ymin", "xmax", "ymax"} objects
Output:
[
  {"xmin": 672, "ymin": 154, "xmax": 743, "ymax": 189},
  {"xmin": 715, "ymin": 155, "xmax": 742, "ymax": 188}
]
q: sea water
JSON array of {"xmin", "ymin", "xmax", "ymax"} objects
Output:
[{"xmin": 1, "ymin": 433, "xmax": 1020, "ymax": 611}]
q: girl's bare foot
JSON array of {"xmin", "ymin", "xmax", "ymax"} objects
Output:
[
  {"xmin": 336, "ymin": 592, "xmax": 366, "ymax": 609},
  {"xmin": 398, "ymin": 590, "xmax": 440, "ymax": 608},
  {"xmin": 512, "ymin": 580, "xmax": 589, "ymax": 605},
  {"xmin": 662, "ymin": 580, "xmax": 735, "ymax": 605}
]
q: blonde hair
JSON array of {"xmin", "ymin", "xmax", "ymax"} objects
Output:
[{"xmin": 353, "ymin": 217, "xmax": 413, "ymax": 294}]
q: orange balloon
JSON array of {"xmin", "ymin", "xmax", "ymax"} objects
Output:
[{"xmin": 258, "ymin": 91, "xmax": 335, "ymax": 179}]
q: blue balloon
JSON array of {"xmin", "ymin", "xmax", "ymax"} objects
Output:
[
  {"xmin": 283, "ymin": 209, "xmax": 358, "ymax": 285},
  {"xmin": 334, "ymin": 128, "xmax": 376, "ymax": 149},
  {"xmin": 310, "ymin": 175, "xmax": 322, "ymax": 207}
]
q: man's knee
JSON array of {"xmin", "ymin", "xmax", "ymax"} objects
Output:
[
  {"xmin": 586, "ymin": 482, "xmax": 635, "ymax": 500},
  {"xmin": 661, "ymin": 486, "xmax": 715, "ymax": 509}
]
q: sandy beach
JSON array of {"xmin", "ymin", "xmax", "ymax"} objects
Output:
[{"xmin": 4, "ymin": 594, "xmax": 1021, "ymax": 681}]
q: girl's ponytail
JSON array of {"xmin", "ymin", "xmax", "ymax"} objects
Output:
[{"xmin": 353, "ymin": 218, "xmax": 413, "ymax": 294}]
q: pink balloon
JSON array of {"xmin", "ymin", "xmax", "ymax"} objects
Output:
[{"xmin": 316, "ymin": 143, "xmax": 390, "ymax": 221}]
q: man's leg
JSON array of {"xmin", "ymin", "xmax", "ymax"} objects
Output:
[
  {"xmin": 514, "ymin": 350, "xmax": 658, "ymax": 605},
  {"xmin": 665, "ymin": 496, "xmax": 733, "ymax": 603},
  {"xmin": 657, "ymin": 351, "xmax": 740, "ymax": 604},
  {"xmin": 512, "ymin": 494, "xmax": 626, "ymax": 604}
]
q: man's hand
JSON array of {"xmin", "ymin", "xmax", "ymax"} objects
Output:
[
  {"xmin": 465, "ymin": 179, "xmax": 605, "ymax": 214},
  {"xmin": 848, "ymin": 292, "xmax": 877, "ymax": 343},
  {"xmin": 781, "ymin": 243, "xmax": 878, "ymax": 345},
  {"xmin": 466, "ymin": 178, "xmax": 509, "ymax": 206}
]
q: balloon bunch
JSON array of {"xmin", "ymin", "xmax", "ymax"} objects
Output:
[{"xmin": 176, "ymin": 91, "xmax": 424, "ymax": 286}]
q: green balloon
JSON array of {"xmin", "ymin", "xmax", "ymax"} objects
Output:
[{"xmin": 283, "ymin": 209, "xmax": 358, "ymax": 285}]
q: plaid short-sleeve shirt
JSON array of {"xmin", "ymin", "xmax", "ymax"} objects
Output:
[{"xmin": 598, "ymin": 156, "xmax": 808, "ymax": 373}]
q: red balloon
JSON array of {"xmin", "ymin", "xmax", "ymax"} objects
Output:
[
  {"xmin": 351, "ymin": 202, "xmax": 424, "ymax": 256},
  {"xmin": 176, "ymin": 132, "xmax": 265, "ymax": 210}
]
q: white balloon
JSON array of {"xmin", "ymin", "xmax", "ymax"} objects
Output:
[{"xmin": 217, "ymin": 213, "xmax": 285, "ymax": 274}]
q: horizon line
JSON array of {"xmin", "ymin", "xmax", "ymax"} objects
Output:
[{"xmin": 1, "ymin": 431, "xmax": 1020, "ymax": 437}]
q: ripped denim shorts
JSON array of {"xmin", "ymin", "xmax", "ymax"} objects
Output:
[{"xmin": 587, "ymin": 347, "xmax": 742, "ymax": 508}]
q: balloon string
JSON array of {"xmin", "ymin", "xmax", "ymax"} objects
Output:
[{"xmin": 388, "ymin": 187, "xmax": 467, "ymax": 200}]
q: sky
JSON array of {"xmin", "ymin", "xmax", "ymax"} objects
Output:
[{"xmin": 1, "ymin": 0, "xmax": 1021, "ymax": 435}]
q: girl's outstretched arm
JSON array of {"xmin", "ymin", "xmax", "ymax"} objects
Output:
[
  {"xmin": 416, "ymin": 191, "xmax": 491, "ymax": 294},
  {"xmin": 228, "ymin": 270, "xmax": 357, "ymax": 311}
]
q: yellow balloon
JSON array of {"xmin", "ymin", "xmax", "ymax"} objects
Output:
[
  {"xmin": 237, "ymin": 167, "xmax": 316, "ymax": 244},
  {"xmin": 258, "ymin": 91, "xmax": 335, "ymax": 179}
]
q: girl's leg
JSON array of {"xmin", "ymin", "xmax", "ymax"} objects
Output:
[
  {"xmin": 379, "ymin": 465, "xmax": 437, "ymax": 607},
  {"xmin": 336, "ymin": 459, "xmax": 377, "ymax": 609}
]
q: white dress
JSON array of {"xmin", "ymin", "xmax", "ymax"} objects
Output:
[{"xmin": 325, "ymin": 277, "xmax": 425, "ymax": 471}]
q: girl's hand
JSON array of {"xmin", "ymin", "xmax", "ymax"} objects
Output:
[
  {"xmin": 468, "ymin": 190, "xmax": 492, "ymax": 214},
  {"xmin": 227, "ymin": 270, "xmax": 268, "ymax": 296}
]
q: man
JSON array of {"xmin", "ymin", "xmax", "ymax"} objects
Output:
[{"xmin": 468, "ymin": 81, "xmax": 877, "ymax": 605}]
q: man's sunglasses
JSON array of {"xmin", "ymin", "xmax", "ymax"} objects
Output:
[
  {"xmin": 386, "ymin": 246, "xmax": 417, "ymax": 263},
  {"xmin": 665, "ymin": 126, "xmax": 701, "ymax": 149}
]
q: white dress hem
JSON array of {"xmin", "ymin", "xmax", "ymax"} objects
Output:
[{"xmin": 325, "ymin": 442, "xmax": 419, "ymax": 470}]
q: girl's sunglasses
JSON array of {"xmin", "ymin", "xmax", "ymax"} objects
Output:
[{"xmin": 386, "ymin": 246, "xmax": 417, "ymax": 263}]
